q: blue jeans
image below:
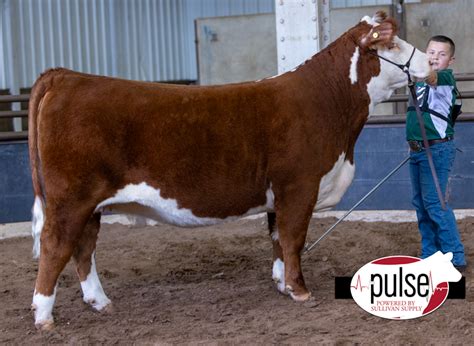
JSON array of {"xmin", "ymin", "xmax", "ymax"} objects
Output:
[{"xmin": 409, "ymin": 140, "xmax": 466, "ymax": 266}]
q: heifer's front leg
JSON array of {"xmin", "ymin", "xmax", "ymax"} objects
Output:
[
  {"xmin": 267, "ymin": 212, "xmax": 286, "ymax": 294},
  {"xmin": 73, "ymin": 213, "xmax": 112, "ymax": 312},
  {"xmin": 275, "ymin": 197, "xmax": 315, "ymax": 301}
]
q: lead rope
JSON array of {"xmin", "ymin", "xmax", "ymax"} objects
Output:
[
  {"xmin": 303, "ymin": 156, "xmax": 410, "ymax": 254},
  {"xmin": 369, "ymin": 47, "xmax": 445, "ymax": 209},
  {"xmin": 407, "ymin": 81, "xmax": 446, "ymax": 210}
]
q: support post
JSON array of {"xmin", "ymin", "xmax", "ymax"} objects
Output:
[{"xmin": 275, "ymin": 0, "xmax": 330, "ymax": 74}]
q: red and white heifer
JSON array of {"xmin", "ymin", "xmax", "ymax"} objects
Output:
[{"xmin": 29, "ymin": 12, "xmax": 430, "ymax": 329}]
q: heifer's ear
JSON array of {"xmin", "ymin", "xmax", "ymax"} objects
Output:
[
  {"xmin": 360, "ymin": 18, "xmax": 398, "ymax": 49},
  {"xmin": 360, "ymin": 11, "xmax": 387, "ymax": 25},
  {"xmin": 372, "ymin": 11, "xmax": 387, "ymax": 24}
]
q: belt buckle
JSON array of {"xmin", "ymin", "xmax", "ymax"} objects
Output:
[{"xmin": 408, "ymin": 140, "xmax": 422, "ymax": 152}]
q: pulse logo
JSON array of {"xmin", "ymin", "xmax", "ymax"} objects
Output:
[{"xmin": 350, "ymin": 252, "xmax": 462, "ymax": 319}]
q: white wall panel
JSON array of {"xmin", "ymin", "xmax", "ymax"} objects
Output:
[
  {"xmin": 331, "ymin": 0, "xmax": 420, "ymax": 8},
  {"xmin": 0, "ymin": 0, "xmax": 274, "ymax": 91}
]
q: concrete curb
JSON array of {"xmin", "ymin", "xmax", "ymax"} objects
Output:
[{"xmin": 1, "ymin": 210, "xmax": 473, "ymax": 240}]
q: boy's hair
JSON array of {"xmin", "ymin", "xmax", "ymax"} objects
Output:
[{"xmin": 428, "ymin": 35, "xmax": 455, "ymax": 56}]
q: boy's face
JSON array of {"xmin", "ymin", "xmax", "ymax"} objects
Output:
[{"xmin": 426, "ymin": 41, "xmax": 454, "ymax": 71}]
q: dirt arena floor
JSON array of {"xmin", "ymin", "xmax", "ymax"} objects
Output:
[{"xmin": 0, "ymin": 216, "xmax": 472, "ymax": 344}]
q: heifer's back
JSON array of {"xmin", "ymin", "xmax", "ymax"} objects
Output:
[{"xmin": 28, "ymin": 11, "xmax": 430, "ymax": 330}]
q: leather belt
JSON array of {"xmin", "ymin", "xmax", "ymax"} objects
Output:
[{"xmin": 408, "ymin": 137, "xmax": 453, "ymax": 152}]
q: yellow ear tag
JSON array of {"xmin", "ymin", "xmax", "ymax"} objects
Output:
[{"xmin": 372, "ymin": 32, "xmax": 379, "ymax": 39}]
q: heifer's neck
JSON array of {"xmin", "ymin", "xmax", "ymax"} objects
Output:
[{"xmin": 289, "ymin": 23, "xmax": 383, "ymax": 156}]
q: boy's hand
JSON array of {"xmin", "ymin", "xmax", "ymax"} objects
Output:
[{"xmin": 425, "ymin": 70, "xmax": 438, "ymax": 86}]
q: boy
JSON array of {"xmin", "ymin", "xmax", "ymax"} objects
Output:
[{"xmin": 406, "ymin": 35, "xmax": 466, "ymax": 269}]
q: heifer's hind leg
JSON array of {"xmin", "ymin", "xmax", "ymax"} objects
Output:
[
  {"xmin": 32, "ymin": 207, "xmax": 91, "ymax": 330},
  {"xmin": 267, "ymin": 212, "xmax": 286, "ymax": 294},
  {"xmin": 73, "ymin": 213, "xmax": 111, "ymax": 312}
]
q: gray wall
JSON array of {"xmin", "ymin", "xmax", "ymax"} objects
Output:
[
  {"xmin": 196, "ymin": 1, "xmax": 473, "ymax": 113},
  {"xmin": 2, "ymin": 123, "xmax": 473, "ymax": 223},
  {"xmin": 196, "ymin": 14, "xmax": 277, "ymax": 85}
]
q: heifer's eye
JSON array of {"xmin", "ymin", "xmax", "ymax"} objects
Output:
[{"xmin": 388, "ymin": 43, "xmax": 399, "ymax": 50}]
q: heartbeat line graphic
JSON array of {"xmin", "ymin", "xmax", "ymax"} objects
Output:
[
  {"xmin": 429, "ymin": 271, "xmax": 448, "ymax": 293},
  {"xmin": 350, "ymin": 275, "xmax": 369, "ymax": 292},
  {"xmin": 429, "ymin": 271, "xmax": 434, "ymax": 293}
]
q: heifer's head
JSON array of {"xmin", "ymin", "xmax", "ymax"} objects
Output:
[{"xmin": 349, "ymin": 11, "xmax": 431, "ymax": 111}]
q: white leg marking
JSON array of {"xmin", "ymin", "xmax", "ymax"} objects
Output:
[
  {"xmin": 32, "ymin": 196, "xmax": 44, "ymax": 259},
  {"xmin": 272, "ymin": 258, "xmax": 286, "ymax": 294},
  {"xmin": 349, "ymin": 46, "xmax": 360, "ymax": 84},
  {"xmin": 32, "ymin": 287, "xmax": 56, "ymax": 327},
  {"xmin": 80, "ymin": 252, "xmax": 111, "ymax": 311}
]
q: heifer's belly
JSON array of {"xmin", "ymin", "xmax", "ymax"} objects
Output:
[
  {"xmin": 96, "ymin": 182, "xmax": 275, "ymax": 227},
  {"xmin": 315, "ymin": 153, "xmax": 355, "ymax": 212}
]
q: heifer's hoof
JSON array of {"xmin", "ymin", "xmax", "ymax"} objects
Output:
[
  {"xmin": 100, "ymin": 302, "xmax": 114, "ymax": 314},
  {"xmin": 84, "ymin": 297, "xmax": 112, "ymax": 312},
  {"xmin": 35, "ymin": 319, "xmax": 55, "ymax": 331},
  {"xmin": 32, "ymin": 303, "xmax": 54, "ymax": 331},
  {"xmin": 286, "ymin": 285, "xmax": 312, "ymax": 302},
  {"xmin": 302, "ymin": 295, "xmax": 322, "ymax": 308},
  {"xmin": 290, "ymin": 291, "xmax": 312, "ymax": 302}
]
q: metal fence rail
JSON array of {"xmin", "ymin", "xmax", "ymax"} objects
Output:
[{"xmin": 1, "ymin": 73, "xmax": 474, "ymax": 141}]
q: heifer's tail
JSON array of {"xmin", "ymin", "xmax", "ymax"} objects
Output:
[{"xmin": 28, "ymin": 72, "xmax": 52, "ymax": 259}]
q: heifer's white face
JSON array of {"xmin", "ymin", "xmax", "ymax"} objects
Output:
[
  {"xmin": 357, "ymin": 15, "xmax": 431, "ymax": 113},
  {"xmin": 364, "ymin": 38, "xmax": 430, "ymax": 113},
  {"xmin": 361, "ymin": 14, "xmax": 429, "ymax": 78},
  {"xmin": 377, "ymin": 36, "xmax": 431, "ymax": 86}
]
